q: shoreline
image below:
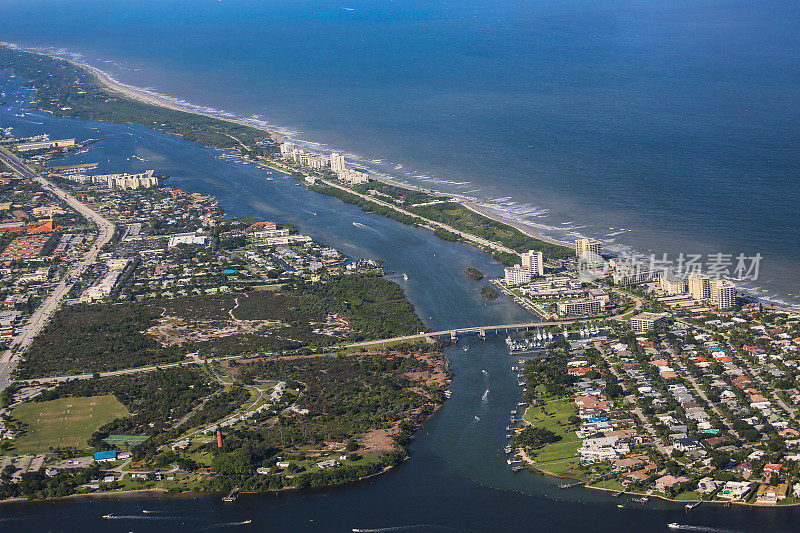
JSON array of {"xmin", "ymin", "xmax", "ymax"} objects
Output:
[
  {"xmin": 12, "ymin": 45, "xmax": 799, "ymax": 313},
  {"xmin": 49, "ymin": 48, "xmax": 571, "ymax": 254},
  {"xmin": 518, "ymin": 450, "xmax": 800, "ymax": 508}
]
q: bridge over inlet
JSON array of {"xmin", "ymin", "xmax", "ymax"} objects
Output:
[{"xmin": 346, "ymin": 319, "xmax": 601, "ymax": 347}]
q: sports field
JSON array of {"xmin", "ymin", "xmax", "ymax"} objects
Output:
[{"xmin": 10, "ymin": 395, "xmax": 128, "ymax": 454}]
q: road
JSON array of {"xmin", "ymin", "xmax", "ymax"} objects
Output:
[
  {"xmin": 594, "ymin": 342, "xmax": 671, "ymax": 455},
  {"xmin": 0, "ymin": 146, "xmax": 116, "ymax": 390}
]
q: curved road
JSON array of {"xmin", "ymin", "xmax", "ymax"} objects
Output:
[{"xmin": 0, "ymin": 145, "xmax": 115, "ymax": 390}]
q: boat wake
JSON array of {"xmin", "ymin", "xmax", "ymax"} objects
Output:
[
  {"xmin": 202, "ymin": 520, "xmax": 253, "ymax": 528},
  {"xmin": 668, "ymin": 525, "xmax": 739, "ymax": 533},
  {"xmin": 353, "ymin": 526, "xmax": 460, "ymax": 533}
]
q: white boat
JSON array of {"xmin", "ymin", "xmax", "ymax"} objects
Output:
[
  {"xmin": 102, "ymin": 514, "xmax": 114, "ymax": 519},
  {"xmin": 667, "ymin": 525, "xmax": 680, "ymax": 530},
  {"xmin": 403, "ymin": 273, "xmax": 408, "ymax": 281}
]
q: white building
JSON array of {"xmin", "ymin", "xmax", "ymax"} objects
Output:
[
  {"xmin": 330, "ymin": 152, "xmax": 347, "ymax": 173},
  {"xmin": 521, "ymin": 250, "xmax": 544, "ymax": 277},
  {"xmin": 630, "ymin": 312, "xmax": 670, "ymax": 333},
  {"xmin": 660, "ymin": 271, "xmax": 687, "ymax": 295},
  {"xmin": 168, "ymin": 233, "xmax": 209, "ymax": 248},
  {"xmin": 711, "ymin": 279, "xmax": 736, "ymax": 309},
  {"xmin": 504, "ymin": 264, "xmax": 532, "ymax": 286}
]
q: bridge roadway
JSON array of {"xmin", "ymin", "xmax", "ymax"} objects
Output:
[
  {"xmin": 346, "ymin": 319, "xmax": 601, "ymax": 347},
  {"xmin": 0, "ymin": 145, "xmax": 116, "ymax": 391}
]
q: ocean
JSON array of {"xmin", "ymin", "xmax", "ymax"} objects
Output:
[{"xmin": 2, "ymin": 0, "xmax": 799, "ymax": 308}]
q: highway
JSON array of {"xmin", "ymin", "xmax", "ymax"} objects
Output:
[{"xmin": 0, "ymin": 145, "xmax": 115, "ymax": 390}]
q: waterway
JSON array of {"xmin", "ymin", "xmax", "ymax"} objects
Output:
[{"xmin": 0, "ymin": 71, "xmax": 795, "ymax": 531}]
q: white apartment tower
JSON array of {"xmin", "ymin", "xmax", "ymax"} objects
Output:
[
  {"xmin": 521, "ymin": 250, "xmax": 544, "ymax": 277},
  {"xmin": 330, "ymin": 152, "xmax": 347, "ymax": 173},
  {"xmin": 711, "ymin": 279, "xmax": 736, "ymax": 309},
  {"xmin": 688, "ymin": 273, "xmax": 711, "ymax": 302},
  {"xmin": 575, "ymin": 238, "xmax": 602, "ymax": 260}
]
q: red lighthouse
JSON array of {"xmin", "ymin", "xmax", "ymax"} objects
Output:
[{"xmin": 217, "ymin": 430, "xmax": 223, "ymax": 448}]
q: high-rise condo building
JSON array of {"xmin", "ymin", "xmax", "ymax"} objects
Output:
[
  {"xmin": 711, "ymin": 279, "xmax": 736, "ymax": 309},
  {"xmin": 575, "ymin": 238, "xmax": 602, "ymax": 260},
  {"xmin": 330, "ymin": 152, "xmax": 347, "ymax": 173},
  {"xmin": 520, "ymin": 250, "xmax": 544, "ymax": 277},
  {"xmin": 660, "ymin": 270, "xmax": 687, "ymax": 295},
  {"xmin": 688, "ymin": 273, "xmax": 711, "ymax": 301}
]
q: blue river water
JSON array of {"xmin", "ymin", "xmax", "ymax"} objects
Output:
[
  {"xmin": 1, "ymin": 0, "xmax": 799, "ymax": 310},
  {"xmin": 0, "ymin": 68, "xmax": 798, "ymax": 531}
]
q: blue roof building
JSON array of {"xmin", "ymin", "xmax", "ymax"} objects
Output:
[{"xmin": 93, "ymin": 450, "xmax": 117, "ymax": 462}]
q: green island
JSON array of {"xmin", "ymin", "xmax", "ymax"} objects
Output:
[{"xmin": 465, "ymin": 267, "xmax": 484, "ymax": 281}]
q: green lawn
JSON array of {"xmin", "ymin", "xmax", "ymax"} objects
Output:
[
  {"xmin": 523, "ymin": 398, "xmax": 582, "ymax": 475},
  {"xmin": 11, "ymin": 395, "xmax": 128, "ymax": 454},
  {"xmin": 591, "ymin": 479, "xmax": 626, "ymax": 491}
]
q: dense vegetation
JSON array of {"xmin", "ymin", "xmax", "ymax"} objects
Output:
[
  {"xmin": 201, "ymin": 349, "xmax": 444, "ymax": 491},
  {"xmin": 481, "ymin": 286, "xmax": 498, "ymax": 299},
  {"xmin": 0, "ymin": 46, "xmax": 265, "ymax": 148},
  {"xmin": 465, "ymin": 267, "xmax": 484, "ymax": 281},
  {"xmin": 513, "ymin": 426, "xmax": 561, "ymax": 449},
  {"xmin": 308, "ymin": 183, "xmax": 424, "ymax": 227},
  {"xmin": 17, "ymin": 274, "xmax": 424, "ymax": 376},
  {"xmin": 408, "ymin": 202, "xmax": 572, "ymax": 260},
  {"xmin": 16, "ymin": 302, "xmax": 184, "ymax": 378}
]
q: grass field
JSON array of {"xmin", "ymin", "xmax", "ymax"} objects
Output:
[
  {"xmin": 11, "ymin": 395, "xmax": 128, "ymax": 454},
  {"xmin": 523, "ymin": 398, "xmax": 582, "ymax": 475}
]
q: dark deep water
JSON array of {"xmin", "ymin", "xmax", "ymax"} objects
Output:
[
  {"xmin": 1, "ymin": 0, "xmax": 799, "ymax": 309},
  {"xmin": 0, "ymin": 71, "xmax": 798, "ymax": 531}
]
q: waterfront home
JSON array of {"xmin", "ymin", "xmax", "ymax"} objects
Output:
[
  {"xmin": 624, "ymin": 464, "xmax": 658, "ymax": 482},
  {"xmin": 696, "ymin": 477, "xmax": 720, "ymax": 494},
  {"xmin": 654, "ymin": 475, "xmax": 689, "ymax": 492},
  {"xmin": 718, "ymin": 481, "xmax": 753, "ymax": 500},
  {"xmin": 756, "ymin": 483, "xmax": 789, "ymax": 504}
]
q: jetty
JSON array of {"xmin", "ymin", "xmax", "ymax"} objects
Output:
[{"xmin": 558, "ymin": 481, "xmax": 586, "ymax": 489}]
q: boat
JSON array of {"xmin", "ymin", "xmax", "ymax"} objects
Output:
[
  {"xmin": 241, "ymin": 520, "xmax": 252, "ymax": 524},
  {"xmin": 403, "ymin": 273, "xmax": 408, "ymax": 281},
  {"xmin": 616, "ymin": 504, "xmax": 624, "ymax": 508},
  {"xmin": 632, "ymin": 496, "xmax": 649, "ymax": 503},
  {"xmin": 265, "ymin": 177, "xmax": 273, "ymax": 181},
  {"xmin": 667, "ymin": 524, "xmax": 680, "ymax": 530},
  {"xmin": 102, "ymin": 514, "xmax": 114, "ymax": 519},
  {"xmin": 685, "ymin": 501, "xmax": 701, "ymax": 509},
  {"xmin": 222, "ymin": 494, "xmax": 237, "ymax": 502}
]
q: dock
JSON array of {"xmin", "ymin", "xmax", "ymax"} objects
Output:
[
  {"xmin": 558, "ymin": 481, "xmax": 586, "ymax": 489},
  {"xmin": 222, "ymin": 486, "xmax": 239, "ymax": 502}
]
